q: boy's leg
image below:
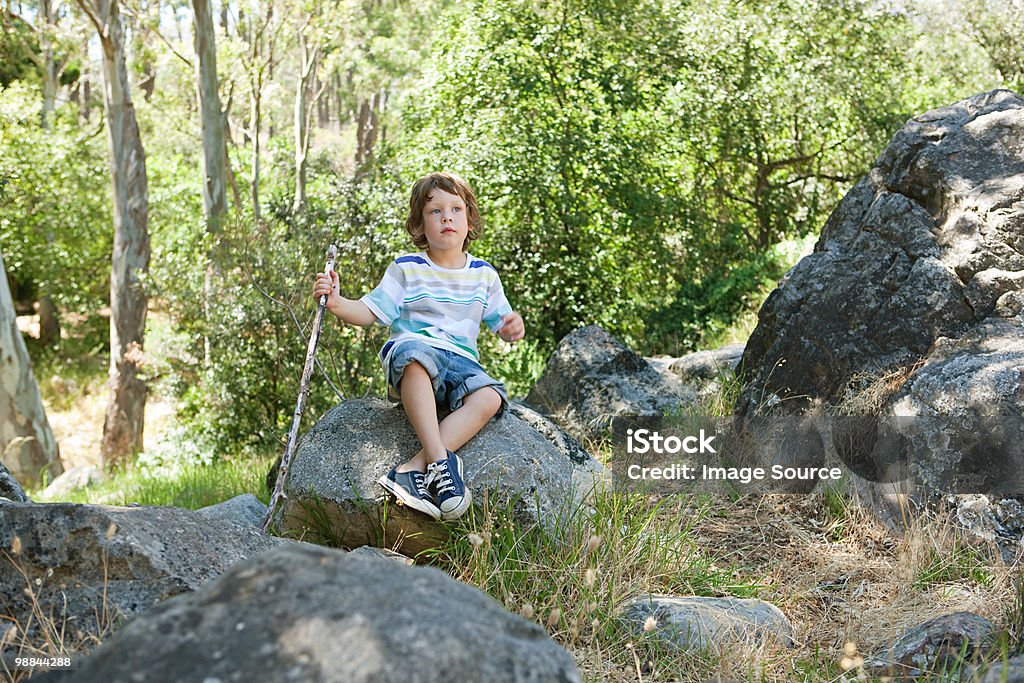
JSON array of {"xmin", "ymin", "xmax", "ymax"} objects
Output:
[
  {"xmin": 395, "ymin": 361, "xmax": 447, "ymax": 473},
  {"xmin": 423, "ymin": 387, "xmax": 501, "ymax": 520},
  {"xmin": 436, "ymin": 386, "xmax": 503, "ymax": 452},
  {"xmin": 397, "ymin": 357, "xmax": 503, "ymax": 471}
]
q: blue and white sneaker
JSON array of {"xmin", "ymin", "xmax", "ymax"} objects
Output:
[
  {"xmin": 426, "ymin": 451, "xmax": 471, "ymax": 520},
  {"xmin": 378, "ymin": 468, "xmax": 441, "ymax": 520}
]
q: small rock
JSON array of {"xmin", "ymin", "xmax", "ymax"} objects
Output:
[
  {"xmin": 39, "ymin": 465, "xmax": 103, "ymax": 500},
  {"xmin": 347, "ymin": 545, "xmax": 414, "ymax": 565},
  {"xmin": 196, "ymin": 493, "xmax": 268, "ymax": 528},
  {"xmin": 865, "ymin": 611, "xmax": 996, "ymax": 678},
  {"xmin": 975, "ymin": 653, "xmax": 1024, "ymax": 682},
  {"xmin": 618, "ymin": 595, "xmax": 794, "ymax": 651},
  {"xmin": 664, "ymin": 343, "xmax": 745, "ymax": 382}
]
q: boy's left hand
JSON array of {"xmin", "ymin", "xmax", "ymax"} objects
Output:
[{"xmin": 498, "ymin": 312, "xmax": 525, "ymax": 342}]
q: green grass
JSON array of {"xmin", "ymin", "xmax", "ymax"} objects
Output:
[
  {"xmin": 30, "ymin": 454, "xmax": 275, "ymax": 509},
  {"xmin": 421, "ymin": 487, "xmax": 772, "ymax": 681},
  {"xmin": 913, "ymin": 541, "xmax": 995, "ymax": 591}
]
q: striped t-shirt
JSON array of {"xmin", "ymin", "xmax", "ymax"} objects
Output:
[{"xmin": 360, "ymin": 252, "xmax": 513, "ymax": 364}]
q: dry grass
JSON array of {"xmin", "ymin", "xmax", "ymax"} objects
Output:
[
  {"xmin": 833, "ymin": 361, "xmax": 927, "ymax": 417},
  {"xmin": 0, "ymin": 529, "xmax": 120, "ymax": 681},
  {"xmin": 683, "ymin": 492, "xmax": 1016, "ymax": 682}
]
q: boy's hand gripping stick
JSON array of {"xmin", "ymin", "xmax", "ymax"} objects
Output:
[{"xmin": 263, "ymin": 244, "xmax": 338, "ymax": 532}]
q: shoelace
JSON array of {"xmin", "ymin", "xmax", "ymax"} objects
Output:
[
  {"xmin": 427, "ymin": 461, "xmax": 457, "ymax": 497},
  {"xmin": 412, "ymin": 473, "xmax": 431, "ymax": 497}
]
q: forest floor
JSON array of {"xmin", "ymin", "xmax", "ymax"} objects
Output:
[
  {"xmin": 14, "ymin": 310, "xmax": 1019, "ymax": 681},
  {"xmin": 18, "ymin": 310, "xmax": 178, "ymax": 472},
  {"xmin": 686, "ymin": 495, "xmax": 1012, "ymax": 679}
]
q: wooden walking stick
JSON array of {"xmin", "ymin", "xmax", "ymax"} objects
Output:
[{"xmin": 263, "ymin": 244, "xmax": 338, "ymax": 532}]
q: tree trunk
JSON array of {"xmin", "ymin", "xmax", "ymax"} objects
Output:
[
  {"xmin": 80, "ymin": 46, "xmax": 92, "ymax": 124},
  {"xmin": 355, "ymin": 91, "xmax": 382, "ymax": 169},
  {"xmin": 250, "ymin": 88, "xmax": 262, "ymax": 222},
  {"xmin": 316, "ymin": 71, "xmax": 329, "ymax": 128},
  {"xmin": 0, "ymin": 250, "xmax": 62, "ymax": 487},
  {"xmin": 193, "ymin": 0, "xmax": 232, "ymax": 368},
  {"xmin": 38, "ymin": 296, "xmax": 60, "ymax": 347},
  {"xmin": 80, "ymin": 0, "xmax": 151, "ymax": 466},
  {"xmin": 39, "ymin": 0, "xmax": 57, "ymax": 127},
  {"xmin": 191, "ymin": 0, "xmax": 228, "ymax": 232},
  {"xmin": 292, "ymin": 32, "xmax": 314, "ymax": 214}
]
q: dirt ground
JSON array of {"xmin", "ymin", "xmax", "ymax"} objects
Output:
[
  {"xmin": 18, "ymin": 312, "xmax": 177, "ymax": 472},
  {"xmin": 688, "ymin": 494, "xmax": 1014, "ymax": 670}
]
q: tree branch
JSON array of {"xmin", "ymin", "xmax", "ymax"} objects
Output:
[{"xmin": 120, "ymin": 0, "xmax": 193, "ymax": 67}]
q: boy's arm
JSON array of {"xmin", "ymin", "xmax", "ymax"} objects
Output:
[
  {"xmin": 313, "ymin": 271, "xmax": 377, "ymax": 327},
  {"xmin": 482, "ymin": 270, "xmax": 524, "ymax": 342},
  {"xmin": 497, "ymin": 311, "xmax": 525, "ymax": 342}
]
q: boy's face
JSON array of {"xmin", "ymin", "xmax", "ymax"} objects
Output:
[{"xmin": 421, "ymin": 189, "xmax": 469, "ymax": 253}]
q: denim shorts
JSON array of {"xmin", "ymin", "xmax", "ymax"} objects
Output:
[{"xmin": 385, "ymin": 340, "xmax": 508, "ymax": 415}]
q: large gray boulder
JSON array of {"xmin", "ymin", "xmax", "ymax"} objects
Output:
[
  {"xmin": 41, "ymin": 543, "xmax": 582, "ymax": 683},
  {"xmin": 0, "ymin": 500, "xmax": 286, "ymax": 658},
  {"xmin": 526, "ymin": 325, "xmax": 697, "ymax": 441},
  {"xmin": 273, "ymin": 398, "xmax": 606, "ymax": 557},
  {"xmin": 736, "ymin": 89, "xmax": 1024, "ymax": 417}
]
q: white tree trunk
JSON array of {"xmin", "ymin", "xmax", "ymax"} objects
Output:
[
  {"xmin": 192, "ymin": 0, "xmax": 228, "ymax": 232},
  {"xmin": 80, "ymin": 0, "xmax": 151, "ymax": 465},
  {"xmin": 292, "ymin": 33, "xmax": 311, "ymax": 214},
  {"xmin": 40, "ymin": 0, "xmax": 57, "ymax": 127},
  {"xmin": 0, "ymin": 250, "xmax": 62, "ymax": 488}
]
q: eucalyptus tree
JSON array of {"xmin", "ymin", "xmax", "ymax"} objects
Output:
[
  {"xmin": 191, "ymin": 0, "xmax": 227, "ymax": 230},
  {"xmin": 0, "ymin": 249, "xmax": 63, "ymax": 487},
  {"xmin": 76, "ymin": 0, "xmax": 151, "ymax": 465}
]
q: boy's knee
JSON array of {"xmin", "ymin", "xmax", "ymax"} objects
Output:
[{"xmin": 479, "ymin": 387, "xmax": 503, "ymax": 417}]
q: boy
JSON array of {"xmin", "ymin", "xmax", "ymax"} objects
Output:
[{"xmin": 312, "ymin": 172, "xmax": 525, "ymax": 521}]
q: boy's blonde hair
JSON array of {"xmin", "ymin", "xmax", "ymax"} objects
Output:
[{"xmin": 405, "ymin": 172, "xmax": 483, "ymax": 251}]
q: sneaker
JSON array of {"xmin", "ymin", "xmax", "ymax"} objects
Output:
[
  {"xmin": 426, "ymin": 451, "xmax": 471, "ymax": 520},
  {"xmin": 378, "ymin": 468, "xmax": 441, "ymax": 520}
]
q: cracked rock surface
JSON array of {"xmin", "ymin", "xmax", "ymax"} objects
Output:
[{"xmin": 736, "ymin": 89, "xmax": 1024, "ymax": 417}]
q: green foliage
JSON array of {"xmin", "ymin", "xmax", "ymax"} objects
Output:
[
  {"xmin": 398, "ymin": 0, "xmax": 684, "ymax": 350},
  {"xmin": 0, "ymin": 16, "xmax": 39, "ymax": 87},
  {"xmin": 391, "ymin": 0, "xmax": 960, "ymax": 357},
  {"xmin": 0, "ymin": 82, "xmax": 111, "ymax": 312},
  {"xmin": 958, "ymin": 0, "xmax": 1024, "ymax": 94},
  {"xmin": 3, "ymin": 0, "xmax": 1015, "ymax": 463}
]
